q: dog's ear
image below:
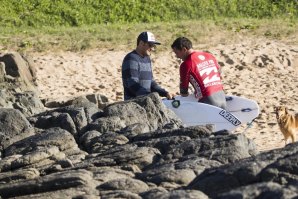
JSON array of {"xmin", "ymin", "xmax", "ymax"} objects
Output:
[
  {"xmin": 275, "ymin": 106, "xmax": 280, "ymax": 119},
  {"xmin": 284, "ymin": 107, "xmax": 289, "ymax": 114},
  {"xmin": 274, "ymin": 106, "xmax": 281, "ymax": 113}
]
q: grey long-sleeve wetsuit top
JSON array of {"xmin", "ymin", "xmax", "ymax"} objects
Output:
[{"xmin": 122, "ymin": 50, "xmax": 168, "ymax": 100}]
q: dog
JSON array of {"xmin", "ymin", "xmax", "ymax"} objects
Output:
[{"xmin": 275, "ymin": 106, "xmax": 298, "ymax": 145}]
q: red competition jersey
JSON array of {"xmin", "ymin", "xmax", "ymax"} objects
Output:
[{"xmin": 180, "ymin": 51, "xmax": 224, "ymax": 100}]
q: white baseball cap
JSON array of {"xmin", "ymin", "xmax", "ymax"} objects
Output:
[{"xmin": 137, "ymin": 31, "xmax": 161, "ymax": 45}]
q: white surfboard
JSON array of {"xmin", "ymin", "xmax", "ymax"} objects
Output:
[
  {"xmin": 163, "ymin": 94, "xmax": 259, "ymax": 132},
  {"xmin": 225, "ymin": 95, "xmax": 260, "ymax": 123}
]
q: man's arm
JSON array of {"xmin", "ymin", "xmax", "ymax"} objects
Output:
[
  {"xmin": 179, "ymin": 62, "xmax": 190, "ymax": 96},
  {"xmin": 151, "ymin": 79, "xmax": 169, "ymax": 97}
]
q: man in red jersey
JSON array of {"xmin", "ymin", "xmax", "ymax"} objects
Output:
[{"xmin": 171, "ymin": 37, "xmax": 226, "ymax": 109}]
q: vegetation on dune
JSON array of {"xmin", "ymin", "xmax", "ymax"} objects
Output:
[
  {"xmin": 0, "ymin": 0, "xmax": 297, "ymax": 52},
  {"xmin": 0, "ymin": 0, "xmax": 297, "ymax": 27}
]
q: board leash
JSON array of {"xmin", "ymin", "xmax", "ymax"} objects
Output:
[{"xmin": 241, "ymin": 119, "xmax": 256, "ymax": 134}]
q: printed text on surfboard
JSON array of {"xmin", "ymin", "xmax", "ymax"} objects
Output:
[{"xmin": 219, "ymin": 110, "xmax": 241, "ymax": 126}]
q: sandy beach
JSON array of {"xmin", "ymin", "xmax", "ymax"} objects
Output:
[{"xmin": 30, "ymin": 38, "xmax": 298, "ymax": 152}]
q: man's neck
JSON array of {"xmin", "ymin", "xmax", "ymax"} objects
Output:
[
  {"xmin": 187, "ymin": 49, "xmax": 194, "ymax": 55},
  {"xmin": 183, "ymin": 49, "xmax": 194, "ymax": 60},
  {"xmin": 135, "ymin": 48, "xmax": 146, "ymax": 57}
]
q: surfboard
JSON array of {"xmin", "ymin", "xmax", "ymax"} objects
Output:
[
  {"xmin": 163, "ymin": 94, "xmax": 259, "ymax": 132},
  {"xmin": 225, "ymin": 95, "xmax": 260, "ymax": 123}
]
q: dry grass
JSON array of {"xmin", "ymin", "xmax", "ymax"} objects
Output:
[{"xmin": 0, "ymin": 19, "xmax": 297, "ymax": 53}]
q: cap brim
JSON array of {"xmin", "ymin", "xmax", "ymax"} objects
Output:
[{"xmin": 149, "ymin": 42, "xmax": 161, "ymax": 45}]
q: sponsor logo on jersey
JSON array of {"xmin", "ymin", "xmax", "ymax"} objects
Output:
[
  {"xmin": 190, "ymin": 75, "xmax": 202, "ymax": 99},
  {"xmin": 198, "ymin": 55, "xmax": 205, "ymax": 61},
  {"xmin": 197, "ymin": 59, "xmax": 221, "ymax": 88}
]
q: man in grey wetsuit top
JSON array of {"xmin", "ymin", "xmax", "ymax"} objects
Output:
[{"xmin": 122, "ymin": 31, "xmax": 173, "ymax": 100}]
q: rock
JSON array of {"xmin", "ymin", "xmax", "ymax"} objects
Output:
[
  {"xmin": 104, "ymin": 101, "xmax": 150, "ymax": 127},
  {"xmin": 0, "ymin": 108, "xmax": 34, "ymax": 152},
  {"xmin": 0, "ymin": 169, "xmax": 96, "ymax": 198},
  {"xmin": 79, "ymin": 130, "xmax": 102, "ymax": 152},
  {"xmin": 98, "ymin": 178, "xmax": 149, "ymax": 193},
  {"xmin": 30, "ymin": 106, "xmax": 89, "ymax": 138},
  {"xmin": 102, "ymin": 93, "xmax": 182, "ymax": 131},
  {"xmin": 0, "ymin": 62, "xmax": 6, "ymax": 83},
  {"xmin": 4, "ymin": 128, "xmax": 78, "ymax": 156},
  {"xmin": 132, "ymin": 125, "xmax": 213, "ymax": 154},
  {"xmin": 64, "ymin": 96, "xmax": 102, "ymax": 123},
  {"xmin": 89, "ymin": 116, "xmax": 126, "ymax": 133},
  {"xmin": 140, "ymin": 187, "xmax": 168, "ymax": 199},
  {"xmin": 11, "ymin": 190, "xmax": 99, "ymax": 199},
  {"xmin": 140, "ymin": 166, "xmax": 196, "ymax": 186},
  {"xmin": 2, "ymin": 51, "xmax": 298, "ymax": 198},
  {"xmin": 45, "ymin": 93, "xmax": 109, "ymax": 110},
  {"xmin": 132, "ymin": 125, "xmax": 213, "ymax": 142},
  {"xmin": 85, "ymin": 93, "xmax": 110, "ymax": 109},
  {"xmin": 141, "ymin": 187, "xmax": 209, "ymax": 199},
  {"xmin": 139, "ymin": 156, "xmax": 222, "ymax": 186},
  {"xmin": 8, "ymin": 146, "xmax": 61, "ymax": 171},
  {"xmin": 84, "ymin": 131, "xmax": 129, "ymax": 154},
  {"xmin": 0, "ymin": 90, "xmax": 45, "ymax": 117},
  {"xmin": 0, "ymin": 126, "xmax": 86, "ymax": 173},
  {"xmin": 29, "ymin": 112, "xmax": 77, "ymax": 137},
  {"xmin": 89, "ymin": 167, "xmax": 135, "ymax": 185},
  {"xmin": 53, "ymin": 106, "xmax": 88, "ymax": 136},
  {"xmin": 259, "ymin": 144, "xmax": 298, "ymax": 185},
  {"xmin": 88, "ymin": 93, "xmax": 182, "ymax": 136},
  {"xmin": 187, "ymin": 142, "xmax": 298, "ymax": 198},
  {"xmin": 99, "ymin": 190, "xmax": 141, "ymax": 199},
  {"xmin": 163, "ymin": 133, "xmax": 258, "ymax": 163},
  {"xmin": 162, "ymin": 189, "xmax": 209, "ymax": 199},
  {"xmin": 84, "ymin": 144, "xmax": 161, "ymax": 170},
  {"xmin": 119, "ymin": 123, "xmax": 151, "ymax": 140},
  {"xmin": 12, "ymin": 91, "xmax": 45, "ymax": 116},
  {"xmin": 0, "ymin": 89, "xmax": 14, "ymax": 109},
  {"xmin": 134, "ymin": 135, "xmax": 191, "ymax": 155},
  {"xmin": 215, "ymin": 182, "xmax": 298, "ymax": 199},
  {"xmin": 0, "ymin": 52, "xmax": 45, "ymax": 116},
  {"xmin": 0, "ymin": 168, "xmax": 40, "ymax": 183},
  {"xmin": 0, "ymin": 52, "xmax": 37, "ymax": 92}
]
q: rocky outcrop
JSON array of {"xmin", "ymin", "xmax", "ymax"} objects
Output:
[
  {"xmin": 188, "ymin": 142, "xmax": 298, "ymax": 198},
  {"xmin": 0, "ymin": 52, "xmax": 37, "ymax": 91},
  {"xmin": 0, "ymin": 52, "xmax": 44, "ymax": 116},
  {"xmin": 0, "ymin": 108, "xmax": 35, "ymax": 155},
  {"xmin": 0, "ymin": 52, "xmax": 297, "ymax": 198},
  {"xmin": 0, "ymin": 90, "xmax": 297, "ymax": 198}
]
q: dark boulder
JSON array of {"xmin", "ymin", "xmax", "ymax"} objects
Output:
[{"xmin": 0, "ymin": 108, "xmax": 34, "ymax": 154}]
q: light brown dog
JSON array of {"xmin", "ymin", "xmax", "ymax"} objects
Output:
[{"xmin": 275, "ymin": 106, "xmax": 298, "ymax": 145}]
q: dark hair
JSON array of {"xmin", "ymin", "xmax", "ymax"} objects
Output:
[
  {"xmin": 137, "ymin": 37, "xmax": 142, "ymax": 46},
  {"xmin": 137, "ymin": 33, "xmax": 144, "ymax": 45},
  {"xmin": 171, "ymin": 37, "xmax": 192, "ymax": 50}
]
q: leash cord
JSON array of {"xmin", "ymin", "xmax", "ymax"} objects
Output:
[{"xmin": 241, "ymin": 119, "xmax": 255, "ymax": 134}]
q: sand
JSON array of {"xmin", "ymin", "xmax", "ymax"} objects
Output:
[{"xmin": 30, "ymin": 38, "xmax": 298, "ymax": 152}]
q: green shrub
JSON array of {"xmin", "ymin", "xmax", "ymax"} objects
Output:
[{"xmin": 0, "ymin": 0, "xmax": 297, "ymax": 27}]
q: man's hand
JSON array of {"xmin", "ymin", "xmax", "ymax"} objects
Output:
[{"xmin": 166, "ymin": 92, "xmax": 175, "ymax": 100}]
